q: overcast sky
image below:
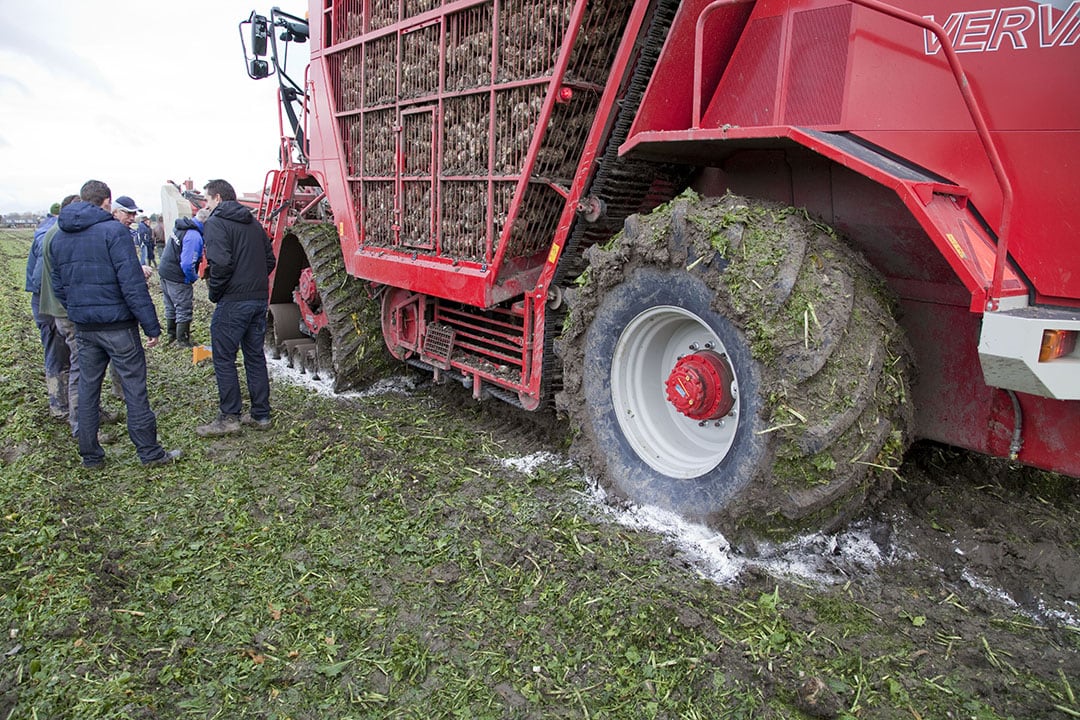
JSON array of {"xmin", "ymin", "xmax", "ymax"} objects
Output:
[{"xmin": 0, "ymin": 0, "xmax": 308, "ymax": 215}]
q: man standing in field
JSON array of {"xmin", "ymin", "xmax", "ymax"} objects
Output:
[
  {"xmin": 48, "ymin": 179, "xmax": 182, "ymax": 468},
  {"xmin": 196, "ymin": 179, "xmax": 276, "ymax": 437},
  {"xmin": 158, "ymin": 208, "xmax": 208, "ymax": 347},
  {"xmin": 25, "ymin": 201, "xmax": 70, "ymax": 421},
  {"xmin": 136, "ymin": 215, "xmax": 155, "ymax": 268}
]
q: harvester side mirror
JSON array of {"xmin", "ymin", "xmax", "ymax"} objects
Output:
[
  {"xmin": 251, "ymin": 14, "xmax": 269, "ymax": 57},
  {"xmin": 250, "ymin": 59, "xmax": 270, "ymax": 79}
]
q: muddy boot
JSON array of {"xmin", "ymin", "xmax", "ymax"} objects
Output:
[
  {"xmin": 46, "ymin": 372, "xmax": 68, "ymax": 421},
  {"xmin": 99, "ymin": 408, "xmax": 124, "ymax": 425},
  {"xmin": 165, "ymin": 318, "xmax": 177, "ymax": 345},
  {"xmin": 196, "ymin": 414, "xmax": 241, "ymax": 438},
  {"xmin": 144, "ymin": 449, "xmax": 183, "ymax": 467},
  {"xmin": 176, "ymin": 321, "xmax": 194, "ymax": 348}
]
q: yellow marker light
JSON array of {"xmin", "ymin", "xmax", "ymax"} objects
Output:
[{"xmin": 1038, "ymin": 329, "xmax": 1077, "ymax": 362}]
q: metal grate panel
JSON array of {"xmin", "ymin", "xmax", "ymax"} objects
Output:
[
  {"xmin": 441, "ymin": 182, "xmax": 488, "ymax": 261},
  {"xmin": 362, "ymin": 181, "xmax": 395, "ymax": 248},
  {"xmin": 402, "ymin": 181, "xmax": 434, "ymax": 249},
  {"xmin": 493, "ymin": 85, "xmax": 545, "ymax": 175},
  {"xmin": 369, "ymin": 2, "xmax": 398, "ymax": 32},
  {"xmin": 401, "ymin": 111, "xmax": 434, "ymax": 176},
  {"xmin": 445, "ymin": 4, "xmax": 494, "ymax": 91},
  {"xmin": 498, "ymin": 1, "xmax": 574, "ymax": 82},
  {"xmin": 506, "ymin": 185, "xmax": 563, "ymax": 258},
  {"xmin": 322, "ymin": 0, "xmax": 634, "ymax": 272},
  {"xmin": 566, "ymin": 0, "xmax": 630, "ymax": 85},
  {"xmin": 405, "ymin": 0, "xmax": 440, "ymax": 18},
  {"xmin": 443, "ymin": 94, "xmax": 490, "ymax": 176},
  {"xmin": 401, "ymin": 24, "xmax": 441, "ymax": 99},
  {"xmin": 333, "ymin": 0, "xmax": 365, "ymax": 43},
  {"xmin": 784, "ymin": 4, "xmax": 851, "ymax": 126},
  {"xmin": 340, "ymin": 115, "xmax": 362, "ymax": 176},
  {"xmin": 422, "ymin": 322, "xmax": 455, "ymax": 369},
  {"xmin": 364, "ymin": 34, "xmax": 397, "ymax": 106},
  {"xmin": 362, "ymin": 109, "xmax": 396, "ymax": 176},
  {"xmin": 329, "ymin": 45, "xmax": 363, "ymax": 113}
]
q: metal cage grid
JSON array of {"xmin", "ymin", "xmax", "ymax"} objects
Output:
[{"xmin": 324, "ymin": 0, "xmax": 632, "ymax": 271}]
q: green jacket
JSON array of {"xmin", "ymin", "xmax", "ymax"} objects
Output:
[{"xmin": 39, "ymin": 223, "xmax": 66, "ymax": 318}]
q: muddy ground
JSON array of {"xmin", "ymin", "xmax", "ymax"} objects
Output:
[{"xmin": 424, "ymin": 377, "xmax": 1080, "ymax": 718}]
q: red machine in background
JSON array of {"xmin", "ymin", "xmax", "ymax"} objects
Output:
[{"xmin": 240, "ymin": 1, "xmax": 1079, "ymax": 537}]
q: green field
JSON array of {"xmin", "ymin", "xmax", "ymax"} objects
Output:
[{"xmin": 1, "ymin": 228, "xmax": 1077, "ymax": 719}]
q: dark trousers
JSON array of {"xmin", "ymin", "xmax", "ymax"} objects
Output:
[
  {"xmin": 76, "ymin": 325, "xmax": 165, "ymax": 465},
  {"xmin": 211, "ymin": 300, "xmax": 271, "ymax": 420}
]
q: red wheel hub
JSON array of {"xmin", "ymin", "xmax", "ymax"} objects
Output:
[
  {"xmin": 298, "ymin": 267, "xmax": 321, "ymax": 309},
  {"xmin": 665, "ymin": 351, "xmax": 735, "ymax": 421}
]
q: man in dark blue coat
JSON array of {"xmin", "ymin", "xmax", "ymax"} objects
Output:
[
  {"xmin": 48, "ymin": 179, "xmax": 182, "ymax": 468},
  {"xmin": 196, "ymin": 178, "xmax": 276, "ymax": 437}
]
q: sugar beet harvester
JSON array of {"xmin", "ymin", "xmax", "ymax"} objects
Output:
[{"xmin": 239, "ymin": 0, "xmax": 1079, "ymax": 538}]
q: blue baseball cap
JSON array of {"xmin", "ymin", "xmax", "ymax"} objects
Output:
[{"xmin": 113, "ymin": 196, "xmax": 142, "ymax": 213}]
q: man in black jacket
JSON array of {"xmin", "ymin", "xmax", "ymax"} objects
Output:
[{"xmin": 196, "ymin": 179, "xmax": 277, "ymax": 437}]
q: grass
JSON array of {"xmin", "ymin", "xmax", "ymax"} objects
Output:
[{"xmin": 1, "ymin": 228, "xmax": 1077, "ymax": 719}]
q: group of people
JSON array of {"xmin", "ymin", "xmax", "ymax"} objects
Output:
[{"xmin": 26, "ymin": 178, "xmax": 278, "ymax": 469}]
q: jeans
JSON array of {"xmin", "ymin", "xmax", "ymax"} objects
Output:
[
  {"xmin": 211, "ymin": 300, "xmax": 271, "ymax": 420},
  {"xmin": 76, "ymin": 324, "xmax": 166, "ymax": 465},
  {"xmin": 31, "ymin": 293, "xmax": 71, "ymax": 417}
]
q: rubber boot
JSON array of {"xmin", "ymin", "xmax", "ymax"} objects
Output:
[
  {"xmin": 176, "ymin": 321, "xmax": 194, "ymax": 348},
  {"xmin": 165, "ymin": 318, "xmax": 177, "ymax": 345}
]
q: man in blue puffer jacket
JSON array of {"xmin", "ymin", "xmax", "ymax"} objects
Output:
[{"xmin": 48, "ymin": 179, "xmax": 182, "ymax": 469}]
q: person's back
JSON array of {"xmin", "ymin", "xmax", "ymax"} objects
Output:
[
  {"xmin": 137, "ymin": 218, "xmax": 155, "ymax": 266},
  {"xmin": 48, "ymin": 179, "xmax": 178, "ymax": 469},
  {"xmin": 50, "ymin": 202, "xmax": 157, "ymax": 331},
  {"xmin": 158, "ymin": 212, "xmax": 207, "ymax": 346},
  {"xmin": 204, "ymin": 200, "xmax": 275, "ymax": 303}
]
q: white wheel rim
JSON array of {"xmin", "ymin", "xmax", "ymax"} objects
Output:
[{"xmin": 610, "ymin": 305, "xmax": 740, "ymax": 479}]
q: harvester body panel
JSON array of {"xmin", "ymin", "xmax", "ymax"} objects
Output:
[{"xmin": 259, "ymin": 0, "xmax": 1080, "ymax": 477}]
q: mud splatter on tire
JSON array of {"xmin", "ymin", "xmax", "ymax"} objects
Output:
[
  {"xmin": 294, "ymin": 223, "xmax": 398, "ymax": 391},
  {"xmin": 556, "ymin": 192, "xmax": 913, "ymax": 540}
]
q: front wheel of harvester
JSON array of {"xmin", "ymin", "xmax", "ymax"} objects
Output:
[{"xmin": 557, "ymin": 192, "xmax": 913, "ymax": 540}]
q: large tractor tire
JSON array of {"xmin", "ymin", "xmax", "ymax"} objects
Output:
[
  {"xmin": 291, "ymin": 223, "xmax": 397, "ymax": 392},
  {"xmin": 556, "ymin": 192, "xmax": 913, "ymax": 540}
]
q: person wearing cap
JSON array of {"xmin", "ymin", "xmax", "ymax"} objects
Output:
[
  {"xmin": 25, "ymin": 200, "xmax": 71, "ymax": 420},
  {"xmin": 112, "ymin": 195, "xmax": 140, "ymax": 257},
  {"xmin": 48, "ymin": 179, "xmax": 182, "ymax": 468},
  {"xmin": 112, "ymin": 194, "xmax": 141, "ymax": 216}
]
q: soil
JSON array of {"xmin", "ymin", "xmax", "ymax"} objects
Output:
[{"xmin": 424, "ymin": 373, "xmax": 1079, "ymax": 717}]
